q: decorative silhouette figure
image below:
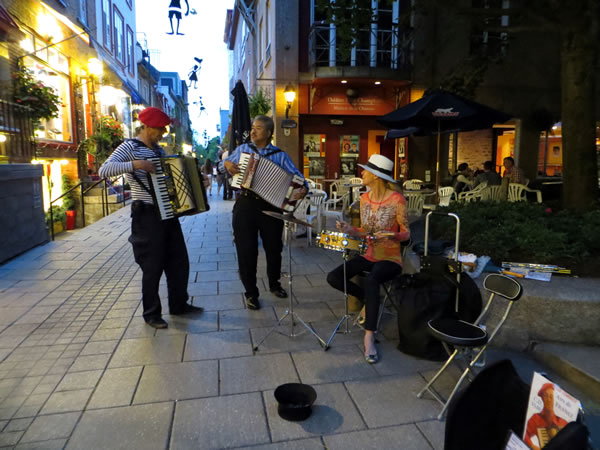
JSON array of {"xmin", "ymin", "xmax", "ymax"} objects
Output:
[
  {"xmin": 188, "ymin": 59, "xmax": 201, "ymax": 88},
  {"xmin": 167, "ymin": 0, "xmax": 189, "ymax": 35}
]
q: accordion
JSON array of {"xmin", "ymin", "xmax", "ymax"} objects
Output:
[
  {"xmin": 231, "ymin": 152, "xmax": 305, "ymax": 212},
  {"xmin": 147, "ymin": 155, "xmax": 210, "ymax": 220}
]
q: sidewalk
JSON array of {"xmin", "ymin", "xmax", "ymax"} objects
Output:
[{"xmin": 0, "ymin": 190, "xmax": 597, "ymax": 449}]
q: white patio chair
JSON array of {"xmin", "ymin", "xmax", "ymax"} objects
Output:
[
  {"xmin": 508, "ymin": 183, "xmax": 542, "ymax": 203},
  {"xmin": 458, "ymin": 182, "xmax": 487, "ymax": 203},
  {"xmin": 403, "ymin": 179, "xmax": 424, "ymax": 191},
  {"xmin": 480, "ymin": 185, "xmax": 503, "ymax": 202},
  {"xmin": 404, "ymin": 192, "xmax": 425, "ymax": 217}
]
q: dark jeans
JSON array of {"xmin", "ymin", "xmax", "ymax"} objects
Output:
[
  {"xmin": 232, "ymin": 192, "xmax": 284, "ymax": 298},
  {"xmin": 327, "ymin": 256, "xmax": 402, "ymax": 331},
  {"xmin": 223, "ymin": 176, "xmax": 233, "ymax": 200},
  {"xmin": 128, "ymin": 201, "xmax": 190, "ymax": 320}
]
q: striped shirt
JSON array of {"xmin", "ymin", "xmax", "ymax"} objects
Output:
[
  {"xmin": 226, "ymin": 142, "xmax": 307, "ymax": 187},
  {"xmin": 98, "ymin": 139, "xmax": 165, "ymax": 205}
]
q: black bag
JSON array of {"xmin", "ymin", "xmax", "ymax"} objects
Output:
[{"xmin": 390, "ymin": 267, "xmax": 482, "ymax": 361}]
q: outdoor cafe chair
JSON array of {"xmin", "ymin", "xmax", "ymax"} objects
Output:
[
  {"xmin": 404, "ymin": 192, "xmax": 425, "ymax": 218},
  {"xmin": 330, "ymin": 180, "xmax": 350, "ymax": 202},
  {"xmin": 508, "ymin": 183, "xmax": 543, "ymax": 203},
  {"xmin": 403, "ymin": 179, "xmax": 424, "ymax": 191},
  {"xmin": 417, "ymin": 273, "xmax": 523, "ymax": 420},
  {"xmin": 322, "ymin": 192, "xmax": 350, "ymax": 224},
  {"xmin": 480, "ymin": 185, "xmax": 503, "ymax": 202},
  {"xmin": 438, "ymin": 186, "xmax": 456, "ymax": 207},
  {"xmin": 457, "ymin": 182, "xmax": 487, "ymax": 203}
]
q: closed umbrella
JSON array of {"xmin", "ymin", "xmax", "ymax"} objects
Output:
[
  {"xmin": 378, "ymin": 89, "xmax": 511, "ymax": 190},
  {"xmin": 229, "ymin": 80, "xmax": 252, "ymax": 152}
]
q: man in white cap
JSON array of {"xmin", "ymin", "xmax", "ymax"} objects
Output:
[
  {"xmin": 326, "ymin": 154, "xmax": 409, "ymax": 364},
  {"xmin": 99, "ymin": 107, "xmax": 203, "ymax": 329}
]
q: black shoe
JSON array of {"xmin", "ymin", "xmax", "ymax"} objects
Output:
[
  {"xmin": 269, "ymin": 285, "xmax": 288, "ymax": 298},
  {"xmin": 170, "ymin": 304, "xmax": 204, "ymax": 315},
  {"xmin": 145, "ymin": 318, "xmax": 168, "ymax": 329},
  {"xmin": 245, "ymin": 295, "xmax": 260, "ymax": 310}
]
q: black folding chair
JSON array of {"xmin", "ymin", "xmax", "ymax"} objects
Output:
[{"xmin": 417, "ymin": 273, "xmax": 523, "ymax": 419}]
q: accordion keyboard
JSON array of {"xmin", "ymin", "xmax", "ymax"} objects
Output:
[{"xmin": 148, "ymin": 157, "xmax": 175, "ymax": 219}]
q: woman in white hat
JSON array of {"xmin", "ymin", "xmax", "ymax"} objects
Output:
[{"xmin": 326, "ymin": 154, "xmax": 410, "ymax": 363}]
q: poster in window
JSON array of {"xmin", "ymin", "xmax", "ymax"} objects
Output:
[
  {"xmin": 398, "ymin": 138, "xmax": 406, "ymax": 158},
  {"xmin": 340, "ymin": 157, "xmax": 357, "ymax": 176},
  {"xmin": 304, "ymin": 134, "xmax": 325, "ymax": 156},
  {"xmin": 308, "ymin": 156, "xmax": 325, "ymax": 178},
  {"xmin": 340, "ymin": 135, "xmax": 359, "ymax": 156}
]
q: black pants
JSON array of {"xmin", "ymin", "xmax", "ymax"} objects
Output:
[
  {"xmin": 128, "ymin": 201, "xmax": 190, "ymax": 320},
  {"xmin": 327, "ymin": 256, "xmax": 402, "ymax": 331},
  {"xmin": 223, "ymin": 176, "xmax": 233, "ymax": 200},
  {"xmin": 232, "ymin": 192, "xmax": 284, "ymax": 298}
]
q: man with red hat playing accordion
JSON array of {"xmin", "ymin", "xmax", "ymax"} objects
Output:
[{"xmin": 99, "ymin": 107, "xmax": 203, "ymax": 329}]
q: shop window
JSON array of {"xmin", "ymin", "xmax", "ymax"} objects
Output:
[
  {"xmin": 470, "ymin": 0, "xmax": 510, "ymax": 57},
  {"xmin": 23, "ymin": 57, "xmax": 73, "ymax": 143},
  {"xmin": 79, "ymin": 0, "xmax": 88, "ymax": 26},
  {"xmin": 113, "ymin": 7, "xmax": 125, "ymax": 65},
  {"xmin": 102, "ymin": 0, "xmax": 112, "ymax": 52}
]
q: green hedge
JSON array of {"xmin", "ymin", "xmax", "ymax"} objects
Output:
[{"xmin": 431, "ymin": 202, "xmax": 600, "ymax": 267}]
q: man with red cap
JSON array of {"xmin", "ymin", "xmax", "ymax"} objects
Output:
[
  {"xmin": 99, "ymin": 107, "xmax": 203, "ymax": 329},
  {"xmin": 524, "ymin": 382, "xmax": 569, "ymax": 449}
]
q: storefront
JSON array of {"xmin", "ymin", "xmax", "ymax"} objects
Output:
[{"xmin": 298, "ymin": 79, "xmax": 409, "ymax": 182}]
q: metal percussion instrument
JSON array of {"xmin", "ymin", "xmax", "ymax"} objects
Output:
[{"xmin": 316, "ymin": 230, "xmax": 367, "ymax": 254}]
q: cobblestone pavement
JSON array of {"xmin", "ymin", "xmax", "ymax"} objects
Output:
[{"xmin": 0, "ymin": 190, "xmax": 578, "ymax": 449}]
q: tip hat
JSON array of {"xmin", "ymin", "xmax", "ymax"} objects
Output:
[
  {"xmin": 138, "ymin": 107, "xmax": 172, "ymax": 128},
  {"xmin": 358, "ymin": 154, "xmax": 396, "ymax": 183}
]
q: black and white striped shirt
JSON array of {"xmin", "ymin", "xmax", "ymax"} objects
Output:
[{"xmin": 98, "ymin": 139, "xmax": 165, "ymax": 205}]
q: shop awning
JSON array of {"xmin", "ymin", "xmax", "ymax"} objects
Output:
[
  {"xmin": 123, "ymin": 80, "xmax": 144, "ymax": 105},
  {"xmin": 0, "ymin": 5, "xmax": 24, "ymax": 41}
]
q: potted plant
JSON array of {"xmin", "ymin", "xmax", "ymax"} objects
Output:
[
  {"xmin": 12, "ymin": 67, "xmax": 62, "ymax": 125},
  {"xmin": 45, "ymin": 204, "xmax": 67, "ymax": 235},
  {"xmin": 81, "ymin": 115, "xmax": 125, "ymax": 167},
  {"xmin": 61, "ymin": 174, "xmax": 78, "ymax": 230}
]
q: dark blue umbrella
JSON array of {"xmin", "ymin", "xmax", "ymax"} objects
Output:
[{"xmin": 378, "ymin": 89, "xmax": 511, "ymax": 190}]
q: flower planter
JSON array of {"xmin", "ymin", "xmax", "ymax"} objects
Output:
[
  {"xmin": 65, "ymin": 210, "xmax": 76, "ymax": 230},
  {"xmin": 53, "ymin": 222, "xmax": 64, "ymax": 234}
]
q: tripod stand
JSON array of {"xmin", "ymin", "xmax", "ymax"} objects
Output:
[
  {"xmin": 253, "ymin": 211, "xmax": 327, "ymax": 351},
  {"xmin": 324, "ymin": 249, "xmax": 354, "ymax": 348}
]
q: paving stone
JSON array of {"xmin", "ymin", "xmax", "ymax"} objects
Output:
[
  {"xmin": 273, "ymin": 302, "xmax": 337, "ymax": 323},
  {"xmin": 184, "ymin": 330, "xmax": 253, "ymax": 361},
  {"xmin": 40, "ymin": 389, "xmax": 93, "ymax": 415},
  {"xmin": 16, "ymin": 437, "xmax": 68, "ymax": 449},
  {"xmin": 20, "ymin": 412, "xmax": 80, "ymax": 443},
  {"xmin": 232, "ymin": 438, "xmax": 325, "ymax": 450},
  {"xmin": 250, "ymin": 322, "xmax": 331, "ymax": 354},
  {"xmin": 87, "ymin": 366, "xmax": 142, "ymax": 409},
  {"xmin": 0, "ymin": 430, "xmax": 24, "ymax": 446},
  {"xmin": 89, "ymin": 327, "xmax": 125, "ymax": 341},
  {"xmin": 220, "ymin": 353, "xmax": 299, "ymax": 395},
  {"xmin": 4, "ymin": 417, "xmax": 34, "ymax": 432},
  {"xmin": 187, "ymin": 281, "xmax": 218, "ymax": 296},
  {"xmin": 292, "ymin": 345, "xmax": 378, "ymax": 385},
  {"xmin": 416, "ymin": 420, "xmax": 445, "ymax": 450},
  {"xmin": 79, "ymin": 340, "xmax": 119, "ymax": 356},
  {"xmin": 191, "ymin": 293, "xmax": 245, "ymax": 312},
  {"xmin": 368, "ymin": 340, "xmax": 443, "ymax": 377},
  {"xmin": 68, "ymin": 354, "xmax": 110, "ymax": 373},
  {"xmin": 323, "ymin": 424, "xmax": 433, "ymax": 450},
  {"xmin": 265, "ymin": 383, "xmax": 365, "ymax": 442},
  {"xmin": 162, "ymin": 312, "xmax": 218, "ymax": 335},
  {"xmin": 109, "ymin": 335, "xmax": 185, "ymax": 368},
  {"xmin": 56, "ymin": 370, "xmax": 103, "ymax": 392},
  {"xmin": 133, "ymin": 360, "xmax": 218, "ymax": 404},
  {"xmin": 171, "ymin": 393, "xmax": 269, "ymax": 449},
  {"xmin": 122, "ymin": 321, "xmax": 156, "ymax": 339},
  {"xmin": 66, "ymin": 403, "xmax": 173, "ymax": 450},
  {"xmin": 219, "ymin": 307, "xmax": 278, "ymax": 331},
  {"xmin": 345, "ymin": 374, "xmax": 440, "ymax": 427}
]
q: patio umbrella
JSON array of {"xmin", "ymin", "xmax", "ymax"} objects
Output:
[
  {"xmin": 228, "ymin": 80, "xmax": 252, "ymax": 152},
  {"xmin": 378, "ymin": 89, "xmax": 511, "ymax": 190}
]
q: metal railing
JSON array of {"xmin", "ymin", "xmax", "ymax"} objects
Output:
[
  {"xmin": 0, "ymin": 98, "xmax": 36, "ymax": 163},
  {"xmin": 47, "ymin": 175, "xmax": 128, "ymax": 241},
  {"xmin": 309, "ymin": 23, "xmax": 413, "ymax": 70}
]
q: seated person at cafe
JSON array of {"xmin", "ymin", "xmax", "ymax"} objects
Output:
[
  {"xmin": 452, "ymin": 163, "xmax": 474, "ymax": 194},
  {"xmin": 503, "ymin": 156, "xmax": 526, "ymax": 184},
  {"xmin": 473, "ymin": 160, "xmax": 501, "ymax": 187},
  {"xmin": 326, "ymin": 155, "xmax": 410, "ymax": 365}
]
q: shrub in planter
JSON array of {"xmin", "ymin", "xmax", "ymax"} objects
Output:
[
  {"xmin": 45, "ymin": 205, "xmax": 66, "ymax": 228},
  {"xmin": 61, "ymin": 174, "xmax": 77, "ymax": 211}
]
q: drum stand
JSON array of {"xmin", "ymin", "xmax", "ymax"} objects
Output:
[
  {"xmin": 324, "ymin": 249, "xmax": 354, "ymax": 348},
  {"xmin": 253, "ymin": 215, "xmax": 327, "ymax": 351}
]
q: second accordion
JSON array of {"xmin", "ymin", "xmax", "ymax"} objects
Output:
[{"xmin": 231, "ymin": 152, "xmax": 305, "ymax": 212}]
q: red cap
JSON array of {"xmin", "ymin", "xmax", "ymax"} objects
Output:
[
  {"xmin": 138, "ymin": 107, "xmax": 172, "ymax": 128},
  {"xmin": 538, "ymin": 383, "xmax": 554, "ymax": 397}
]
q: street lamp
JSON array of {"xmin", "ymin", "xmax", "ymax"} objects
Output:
[{"xmin": 284, "ymin": 84, "xmax": 295, "ymax": 119}]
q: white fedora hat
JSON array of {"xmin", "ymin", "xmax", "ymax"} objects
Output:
[{"xmin": 358, "ymin": 154, "xmax": 396, "ymax": 183}]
